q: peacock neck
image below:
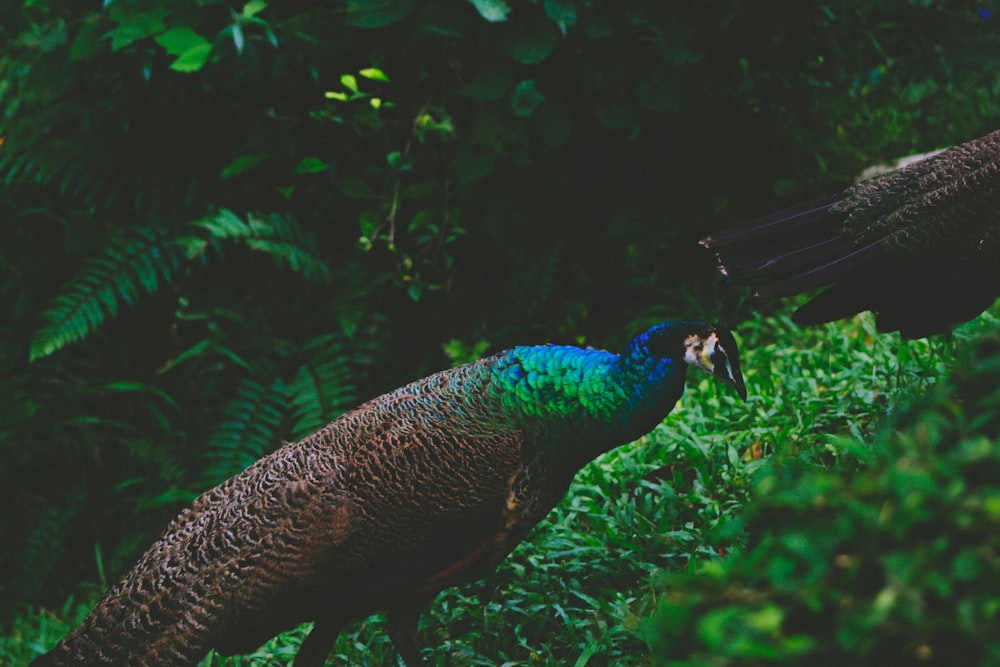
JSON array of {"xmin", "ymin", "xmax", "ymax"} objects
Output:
[{"xmin": 490, "ymin": 343, "xmax": 688, "ymax": 464}]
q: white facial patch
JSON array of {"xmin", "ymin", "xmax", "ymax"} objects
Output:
[{"xmin": 684, "ymin": 332, "xmax": 719, "ymax": 372}]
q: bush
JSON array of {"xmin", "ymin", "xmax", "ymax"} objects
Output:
[{"xmin": 641, "ymin": 323, "xmax": 1000, "ymax": 665}]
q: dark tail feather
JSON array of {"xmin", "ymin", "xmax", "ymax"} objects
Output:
[
  {"xmin": 752, "ymin": 237, "xmax": 885, "ymax": 297},
  {"xmin": 700, "ymin": 198, "xmax": 842, "ymax": 249},
  {"xmin": 700, "ymin": 196, "xmax": 887, "ymax": 297}
]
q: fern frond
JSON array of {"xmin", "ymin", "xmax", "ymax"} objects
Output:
[
  {"xmin": 29, "ymin": 227, "xmax": 186, "ymax": 361},
  {"xmin": 192, "ymin": 210, "xmax": 331, "ymax": 282},
  {"xmin": 191, "ymin": 208, "xmax": 250, "ymax": 239},
  {"xmin": 244, "ymin": 239, "xmax": 330, "ymax": 281},
  {"xmin": 13, "ymin": 494, "xmax": 85, "ymax": 610},
  {"xmin": 286, "ymin": 336, "xmax": 358, "ymax": 440},
  {"xmin": 199, "ymin": 376, "xmax": 287, "ymax": 486},
  {"xmin": 286, "ymin": 317, "xmax": 389, "ymax": 440}
]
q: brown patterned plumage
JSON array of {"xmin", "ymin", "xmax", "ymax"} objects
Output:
[
  {"xmin": 31, "ymin": 322, "xmax": 747, "ymax": 666},
  {"xmin": 701, "ymin": 130, "xmax": 1000, "ymax": 338}
]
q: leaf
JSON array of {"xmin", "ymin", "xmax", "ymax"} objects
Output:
[
  {"xmin": 336, "ymin": 177, "xmax": 377, "ymax": 198},
  {"xmin": 194, "ymin": 210, "xmax": 332, "ymax": 282},
  {"xmin": 469, "ymin": 106, "xmax": 528, "ymax": 156},
  {"xmin": 345, "ymin": 0, "xmax": 416, "ymax": 28},
  {"xmin": 595, "ymin": 104, "xmax": 640, "ymax": 137},
  {"xmin": 499, "ymin": 15, "xmax": 559, "ymax": 64},
  {"xmin": 242, "ymin": 0, "xmax": 267, "ymax": 18},
  {"xmin": 511, "ymin": 79, "xmax": 545, "ymax": 118},
  {"xmin": 288, "ymin": 362, "xmax": 354, "ymax": 438},
  {"xmin": 386, "ymin": 151, "xmax": 410, "ymax": 171},
  {"xmin": 168, "ymin": 43, "xmax": 213, "ymax": 72},
  {"xmin": 340, "ymin": 73, "xmax": 359, "ymax": 93},
  {"xmin": 30, "ymin": 227, "xmax": 186, "ymax": 360},
  {"xmin": 231, "ymin": 24, "xmax": 245, "ymax": 54},
  {"xmin": 286, "ymin": 339, "xmax": 358, "ymax": 439},
  {"xmin": 154, "ymin": 27, "xmax": 210, "ymax": 56},
  {"xmin": 200, "ymin": 376, "xmax": 287, "ymax": 485},
  {"xmin": 544, "ymin": 0, "xmax": 577, "ymax": 34},
  {"xmin": 106, "ymin": 3, "xmax": 169, "ymax": 51},
  {"xmin": 294, "ymin": 157, "xmax": 329, "ymax": 174},
  {"xmin": 450, "ymin": 143, "xmax": 496, "ymax": 184},
  {"xmin": 155, "ymin": 27, "xmax": 214, "ymax": 71},
  {"xmin": 459, "ymin": 67, "xmax": 515, "ymax": 101},
  {"xmin": 416, "ymin": 2, "xmax": 471, "ymax": 38},
  {"xmin": 442, "ymin": 337, "xmax": 492, "ymax": 366},
  {"xmin": 407, "ymin": 209, "xmax": 437, "ymax": 233},
  {"xmin": 220, "ymin": 153, "xmax": 269, "ymax": 179},
  {"xmin": 359, "ymin": 67, "xmax": 390, "ymax": 82},
  {"xmin": 286, "ymin": 319, "xmax": 386, "ymax": 439},
  {"xmin": 467, "ymin": 0, "xmax": 510, "ymax": 22},
  {"xmin": 414, "ymin": 110, "xmax": 456, "ymax": 140},
  {"xmin": 244, "ymin": 239, "xmax": 330, "ymax": 281},
  {"xmin": 69, "ymin": 20, "xmax": 104, "ymax": 62}
]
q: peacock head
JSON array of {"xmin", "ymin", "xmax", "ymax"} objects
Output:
[{"xmin": 637, "ymin": 322, "xmax": 748, "ymax": 401}]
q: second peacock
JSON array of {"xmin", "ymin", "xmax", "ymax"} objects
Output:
[
  {"xmin": 31, "ymin": 321, "xmax": 746, "ymax": 667},
  {"xmin": 700, "ymin": 130, "xmax": 1000, "ymax": 338}
]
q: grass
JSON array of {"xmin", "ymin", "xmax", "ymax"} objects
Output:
[{"xmin": 4, "ymin": 304, "xmax": 991, "ymax": 666}]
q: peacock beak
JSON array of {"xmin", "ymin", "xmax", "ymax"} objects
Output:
[
  {"xmin": 713, "ymin": 347, "xmax": 747, "ymax": 401},
  {"xmin": 728, "ymin": 366, "xmax": 748, "ymax": 402}
]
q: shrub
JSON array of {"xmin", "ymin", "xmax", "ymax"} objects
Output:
[{"xmin": 641, "ymin": 324, "xmax": 1000, "ymax": 665}]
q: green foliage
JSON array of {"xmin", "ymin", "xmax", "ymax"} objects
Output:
[
  {"xmin": 29, "ymin": 210, "xmax": 329, "ymax": 361},
  {"xmin": 286, "ymin": 332, "xmax": 365, "ymax": 440},
  {"xmin": 189, "ymin": 210, "xmax": 331, "ymax": 284},
  {"xmin": 0, "ymin": 593, "xmax": 96, "ymax": 666},
  {"xmin": 29, "ymin": 226, "xmax": 185, "ymax": 361},
  {"xmin": 640, "ymin": 318, "xmax": 1000, "ymax": 665},
  {"xmin": 4, "ymin": 0, "xmax": 1000, "ymax": 662},
  {"xmin": 199, "ymin": 375, "xmax": 287, "ymax": 485}
]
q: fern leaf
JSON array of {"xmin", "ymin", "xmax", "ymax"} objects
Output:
[
  {"xmin": 200, "ymin": 376, "xmax": 287, "ymax": 486},
  {"xmin": 244, "ymin": 239, "xmax": 331, "ymax": 281},
  {"xmin": 192, "ymin": 208, "xmax": 249, "ymax": 239},
  {"xmin": 286, "ymin": 337, "xmax": 358, "ymax": 439},
  {"xmin": 286, "ymin": 317, "xmax": 389, "ymax": 439},
  {"xmin": 13, "ymin": 494, "xmax": 85, "ymax": 611},
  {"xmin": 30, "ymin": 227, "xmax": 186, "ymax": 360},
  {"xmin": 192, "ymin": 209, "xmax": 331, "ymax": 282}
]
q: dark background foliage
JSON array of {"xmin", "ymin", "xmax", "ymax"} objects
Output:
[{"xmin": 2, "ymin": 0, "xmax": 1000, "ymax": 658}]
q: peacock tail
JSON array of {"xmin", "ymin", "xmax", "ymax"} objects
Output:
[{"xmin": 701, "ymin": 129, "xmax": 1000, "ymax": 337}]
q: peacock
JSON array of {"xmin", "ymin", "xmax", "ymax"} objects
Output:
[
  {"xmin": 700, "ymin": 129, "xmax": 1000, "ymax": 338},
  {"xmin": 31, "ymin": 321, "xmax": 746, "ymax": 667}
]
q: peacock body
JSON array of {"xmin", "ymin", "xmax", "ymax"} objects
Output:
[
  {"xmin": 31, "ymin": 321, "xmax": 745, "ymax": 667},
  {"xmin": 701, "ymin": 129, "xmax": 1000, "ymax": 337}
]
